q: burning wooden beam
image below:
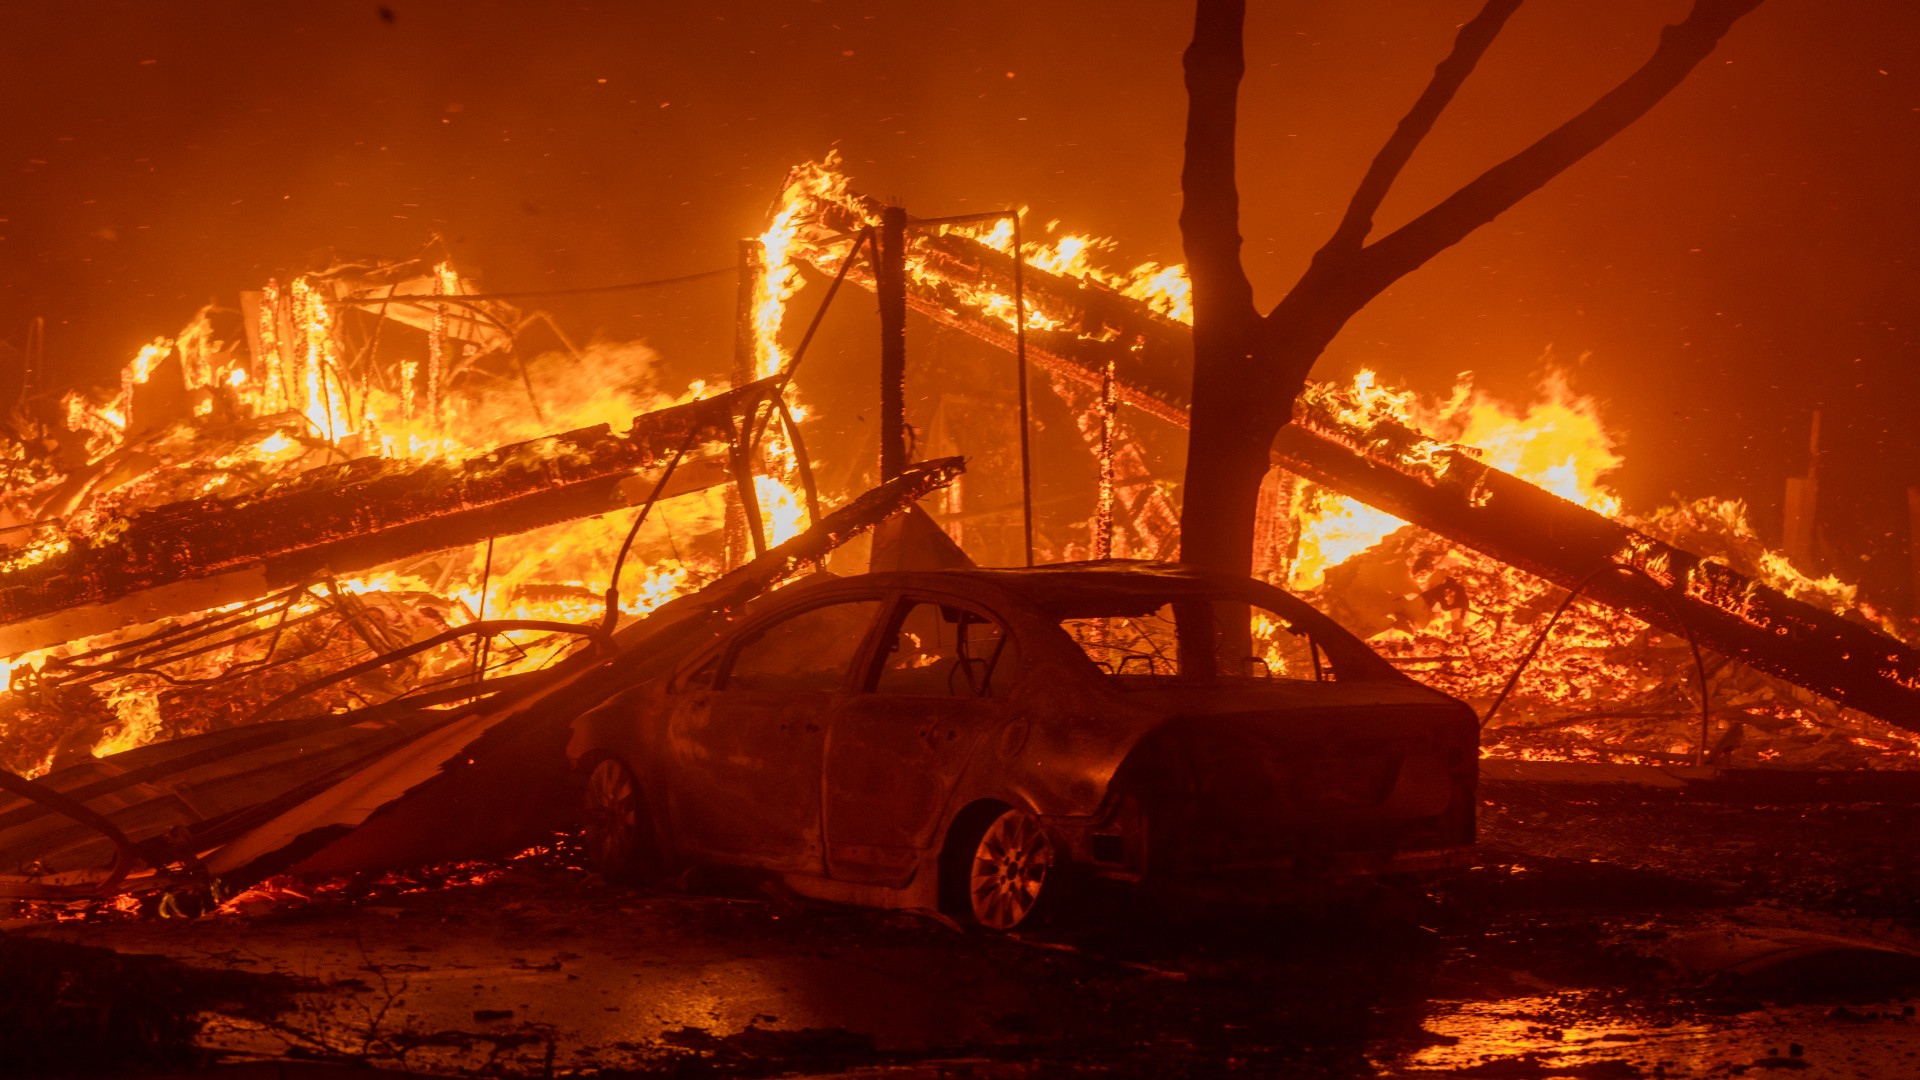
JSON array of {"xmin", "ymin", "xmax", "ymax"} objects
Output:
[
  {"xmin": 1272, "ymin": 409, "xmax": 1920, "ymax": 730},
  {"xmin": 892, "ymin": 226, "xmax": 1193, "ymax": 429},
  {"xmin": 793, "ymin": 193, "xmax": 1920, "ymax": 732},
  {"xmin": 0, "ymin": 381, "xmax": 783, "ymax": 657},
  {"xmin": 877, "ymin": 206, "xmax": 912, "ymax": 480}
]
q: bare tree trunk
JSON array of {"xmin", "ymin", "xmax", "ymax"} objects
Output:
[
  {"xmin": 1176, "ymin": 0, "xmax": 1267, "ymax": 576},
  {"xmin": 1175, "ymin": 0, "xmax": 1764, "ymax": 578}
]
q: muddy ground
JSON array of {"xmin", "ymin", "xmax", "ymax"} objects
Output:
[{"xmin": 9, "ymin": 766, "xmax": 1920, "ymax": 1078}]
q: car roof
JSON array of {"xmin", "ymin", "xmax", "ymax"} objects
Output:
[
  {"xmin": 852, "ymin": 560, "xmax": 1261, "ymax": 600},
  {"xmin": 781, "ymin": 559, "xmax": 1393, "ymax": 670},
  {"xmin": 810, "ymin": 559, "xmax": 1299, "ymax": 607}
]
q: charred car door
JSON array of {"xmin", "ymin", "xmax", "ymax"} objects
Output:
[
  {"xmin": 823, "ymin": 596, "xmax": 1020, "ymax": 887},
  {"xmin": 665, "ymin": 596, "xmax": 883, "ymax": 873}
]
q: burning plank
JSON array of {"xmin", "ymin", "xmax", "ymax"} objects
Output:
[
  {"xmin": 0, "ymin": 380, "xmax": 780, "ymax": 657},
  {"xmin": 1270, "ymin": 405, "xmax": 1920, "ymax": 730}
]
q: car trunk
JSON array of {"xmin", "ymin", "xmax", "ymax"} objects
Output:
[{"xmin": 1111, "ymin": 683, "xmax": 1478, "ymax": 876}]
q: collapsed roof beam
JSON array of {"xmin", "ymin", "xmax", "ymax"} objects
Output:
[{"xmin": 0, "ymin": 380, "xmax": 787, "ymax": 656}]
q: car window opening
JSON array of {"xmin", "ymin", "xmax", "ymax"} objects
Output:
[
  {"xmin": 1058, "ymin": 598, "xmax": 1330, "ymax": 686},
  {"xmin": 873, "ymin": 601, "xmax": 1013, "ymax": 698},
  {"xmin": 721, "ymin": 598, "xmax": 883, "ymax": 693}
]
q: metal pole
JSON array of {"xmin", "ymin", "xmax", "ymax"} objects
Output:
[
  {"xmin": 1012, "ymin": 210, "xmax": 1034, "ymax": 566},
  {"xmin": 877, "ymin": 205, "xmax": 910, "ymax": 481},
  {"xmin": 724, "ymin": 239, "xmax": 758, "ymax": 569}
]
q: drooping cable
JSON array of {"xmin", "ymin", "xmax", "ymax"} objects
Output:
[{"xmin": 1480, "ymin": 562, "xmax": 1713, "ymax": 763}]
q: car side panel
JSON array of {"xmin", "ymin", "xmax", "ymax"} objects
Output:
[
  {"xmin": 662, "ymin": 686, "xmax": 830, "ymax": 874},
  {"xmin": 823, "ymin": 693, "xmax": 1001, "ymax": 887}
]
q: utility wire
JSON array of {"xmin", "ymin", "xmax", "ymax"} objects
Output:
[{"xmin": 330, "ymin": 265, "xmax": 735, "ymax": 306}]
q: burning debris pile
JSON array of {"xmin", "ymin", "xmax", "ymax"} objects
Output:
[
  {"xmin": 4, "ymin": 150, "xmax": 1919, "ymax": 911},
  {"xmin": 760, "ymin": 154, "xmax": 1920, "ymax": 768},
  {"xmin": 1282, "ymin": 375, "xmax": 1920, "ymax": 768},
  {"xmin": 0, "ymin": 254, "xmax": 822, "ymax": 781},
  {"xmin": 0, "ymin": 175, "xmax": 979, "ymax": 904}
]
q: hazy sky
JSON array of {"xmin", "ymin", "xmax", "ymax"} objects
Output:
[{"xmin": 3, "ymin": 1, "xmax": 1917, "ymax": 599}]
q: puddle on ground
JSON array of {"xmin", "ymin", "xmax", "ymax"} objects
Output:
[{"xmin": 1389, "ymin": 994, "xmax": 1920, "ymax": 1077}]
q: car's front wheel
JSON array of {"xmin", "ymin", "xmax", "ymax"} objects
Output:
[
  {"xmin": 582, "ymin": 756, "xmax": 660, "ymax": 883},
  {"xmin": 964, "ymin": 807, "xmax": 1056, "ymax": 930}
]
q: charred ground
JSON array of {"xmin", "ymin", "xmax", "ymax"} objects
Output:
[{"xmin": 9, "ymin": 768, "xmax": 1920, "ymax": 1078}]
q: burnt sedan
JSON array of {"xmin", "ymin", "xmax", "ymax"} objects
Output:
[{"xmin": 567, "ymin": 560, "xmax": 1478, "ymax": 930}]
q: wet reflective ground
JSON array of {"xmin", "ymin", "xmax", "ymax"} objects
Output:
[{"xmin": 11, "ymin": 770, "xmax": 1920, "ymax": 1077}]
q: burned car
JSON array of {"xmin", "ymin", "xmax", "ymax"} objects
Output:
[{"xmin": 567, "ymin": 560, "xmax": 1477, "ymax": 929}]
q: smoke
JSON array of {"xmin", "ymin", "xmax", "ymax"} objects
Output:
[{"xmin": 444, "ymin": 339, "xmax": 678, "ymax": 449}]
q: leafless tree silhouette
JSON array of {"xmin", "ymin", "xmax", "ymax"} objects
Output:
[{"xmin": 1177, "ymin": 0, "xmax": 1765, "ymax": 574}]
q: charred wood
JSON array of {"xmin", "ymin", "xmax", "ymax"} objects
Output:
[
  {"xmin": 0, "ymin": 381, "xmax": 781, "ymax": 656},
  {"xmin": 1271, "ymin": 409, "xmax": 1920, "ymax": 731}
]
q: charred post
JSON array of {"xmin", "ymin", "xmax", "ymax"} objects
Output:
[
  {"xmin": 725, "ymin": 239, "xmax": 760, "ymax": 570},
  {"xmin": 876, "ymin": 204, "xmax": 910, "ymax": 481}
]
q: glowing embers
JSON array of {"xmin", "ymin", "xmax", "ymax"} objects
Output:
[
  {"xmin": 1276, "ymin": 367, "xmax": 1917, "ymax": 766},
  {"xmin": 0, "ymin": 527, "xmax": 715, "ymax": 777},
  {"xmin": 1317, "ymin": 528, "xmax": 1920, "ymax": 769}
]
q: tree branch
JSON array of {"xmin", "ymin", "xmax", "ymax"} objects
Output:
[
  {"xmin": 1178, "ymin": 0, "xmax": 1258, "ymax": 327},
  {"xmin": 1356, "ymin": 0, "xmax": 1763, "ymax": 295},
  {"xmin": 1321, "ymin": 0, "xmax": 1524, "ymax": 257}
]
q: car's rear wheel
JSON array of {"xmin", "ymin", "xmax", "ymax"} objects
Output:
[
  {"xmin": 583, "ymin": 756, "xmax": 659, "ymax": 882},
  {"xmin": 965, "ymin": 807, "xmax": 1056, "ymax": 930}
]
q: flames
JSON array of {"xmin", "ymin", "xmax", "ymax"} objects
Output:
[
  {"xmin": 0, "ymin": 264, "xmax": 743, "ymax": 774},
  {"xmin": 751, "ymin": 171, "xmax": 838, "ymax": 546},
  {"xmin": 4, "ymin": 153, "xmax": 1914, "ymax": 780},
  {"xmin": 1288, "ymin": 367, "xmax": 1624, "ymax": 590},
  {"xmin": 770, "ymin": 151, "xmax": 1194, "ymax": 344},
  {"xmin": 961, "ymin": 215, "xmax": 1194, "ymax": 326},
  {"xmin": 1, "ymin": 182, "xmax": 850, "ymax": 773},
  {"xmin": 762, "ymin": 154, "xmax": 1916, "ymax": 767},
  {"xmin": 1285, "ymin": 368, "xmax": 1919, "ymax": 767}
]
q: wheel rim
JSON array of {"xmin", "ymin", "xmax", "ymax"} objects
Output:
[
  {"xmin": 968, "ymin": 809, "xmax": 1054, "ymax": 930},
  {"xmin": 584, "ymin": 759, "xmax": 639, "ymax": 873}
]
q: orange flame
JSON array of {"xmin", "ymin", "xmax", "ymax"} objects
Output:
[{"xmin": 1288, "ymin": 368, "xmax": 1623, "ymax": 590}]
